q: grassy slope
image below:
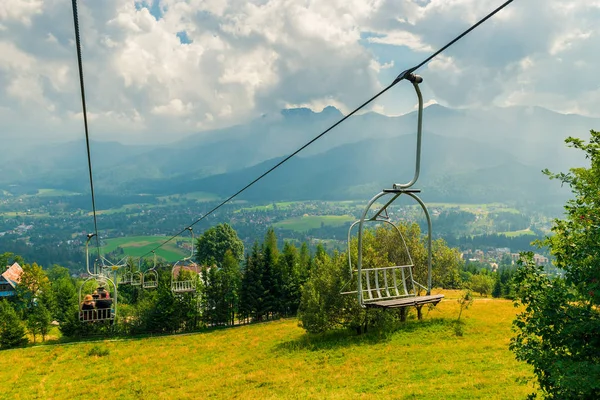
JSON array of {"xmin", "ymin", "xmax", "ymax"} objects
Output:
[{"xmin": 2, "ymin": 292, "xmax": 534, "ymax": 399}]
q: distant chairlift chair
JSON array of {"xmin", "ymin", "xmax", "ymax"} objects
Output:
[
  {"xmin": 171, "ymin": 227, "xmax": 198, "ymax": 294},
  {"xmin": 131, "ymin": 259, "xmax": 143, "ymax": 286},
  {"xmin": 142, "ymin": 251, "xmax": 159, "ymax": 289},
  {"xmin": 343, "ymin": 72, "xmax": 444, "ymax": 310}
]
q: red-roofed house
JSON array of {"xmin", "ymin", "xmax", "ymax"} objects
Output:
[
  {"xmin": 172, "ymin": 264, "xmax": 202, "ymax": 277},
  {"xmin": 1, "ymin": 262, "xmax": 23, "ymax": 297}
]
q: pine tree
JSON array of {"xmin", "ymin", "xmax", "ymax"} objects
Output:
[
  {"xmin": 241, "ymin": 242, "xmax": 265, "ymax": 322},
  {"xmin": 298, "ymin": 242, "xmax": 312, "ymax": 284},
  {"xmin": 279, "ymin": 241, "xmax": 301, "ymax": 316},
  {"xmin": 0, "ymin": 300, "xmax": 27, "ymax": 349},
  {"xmin": 221, "ymin": 250, "xmax": 242, "ymax": 325},
  {"xmin": 261, "ymin": 244, "xmax": 278, "ymax": 319}
]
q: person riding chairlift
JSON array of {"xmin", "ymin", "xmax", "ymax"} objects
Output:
[
  {"xmin": 95, "ymin": 290, "xmax": 113, "ymax": 320},
  {"xmin": 81, "ymin": 294, "xmax": 95, "ymax": 320}
]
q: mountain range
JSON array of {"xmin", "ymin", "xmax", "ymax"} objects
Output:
[{"xmin": 2, "ymin": 104, "xmax": 598, "ymax": 205}]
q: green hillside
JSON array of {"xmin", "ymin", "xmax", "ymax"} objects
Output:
[{"xmin": 2, "ymin": 293, "xmax": 533, "ymax": 399}]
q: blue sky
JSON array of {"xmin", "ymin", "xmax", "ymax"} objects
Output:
[{"xmin": 1, "ymin": 0, "xmax": 599, "ymax": 144}]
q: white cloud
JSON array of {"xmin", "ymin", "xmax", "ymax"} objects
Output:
[
  {"xmin": 152, "ymin": 99, "xmax": 193, "ymax": 116},
  {"xmin": 1, "ymin": 0, "xmax": 600, "ymax": 146},
  {"xmin": 0, "ymin": 0, "xmax": 43, "ymax": 26},
  {"xmin": 0, "ymin": 0, "xmax": 385, "ymax": 143}
]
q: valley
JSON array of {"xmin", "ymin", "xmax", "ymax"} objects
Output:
[{"xmin": 0, "ymin": 187, "xmax": 556, "ymax": 271}]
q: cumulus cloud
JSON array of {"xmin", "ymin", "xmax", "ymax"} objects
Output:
[
  {"xmin": 0, "ymin": 0, "xmax": 382, "ymax": 143},
  {"xmin": 368, "ymin": 0, "xmax": 600, "ymax": 115},
  {"xmin": 1, "ymin": 0, "xmax": 599, "ymax": 145}
]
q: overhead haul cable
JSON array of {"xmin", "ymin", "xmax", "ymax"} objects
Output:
[{"xmin": 71, "ymin": 0, "xmax": 101, "ymax": 259}]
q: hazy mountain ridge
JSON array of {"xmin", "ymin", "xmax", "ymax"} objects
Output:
[{"xmin": 1, "ymin": 104, "xmax": 597, "ymax": 204}]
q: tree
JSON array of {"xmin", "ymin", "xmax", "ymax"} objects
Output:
[
  {"xmin": 195, "ymin": 223, "xmax": 244, "ymax": 267},
  {"xmin": 0, "ymin": 252, "xmax": 24, "ymax": 271},
  {"xmin": 469, "ymin": 273, "xmax": 494, "ymax": 296},
  {"xmin": 240, "ymin": 242, "xmax": 264, "ymax": 322},
  {"xmin": 51, "ymin": 276, "xmax": 77, "ymax": 323},
  {"xmin": 27, "ymin": 303, "xmax": 52, "ymax": 343},
  {"xmin": 0, "ymin": 300, "xmax": 27, "ymax": 349},
  {"xmin": 511, "ymin": 131, "xmax": 600, "ymax": 399},
  {"xmin": 221, "ymin": 250, "xmax": 242, "ymax": 325},
  {"xmin": 46, "ymin": 265, "xmax": 71, "ymax": 283},
  {"xmin": 260, "ymin": 244, "xmax": 278, "ymax": 319},
  {"xmin": 298, "ymin": 248, "xmax": 359, "ymax": 333},
  {"xmin": 278, "ymin": 241, "xmax": 302, "ymax": 316},
  {"xmin": 15, "ymin": 262, "xmax": 52, "ymax": 314}
]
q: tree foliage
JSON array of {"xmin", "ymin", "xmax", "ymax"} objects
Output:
[
  {"xmin": 195, "ymin": 223, "xmax": 244, "ymax": 267},
  {"xmin": 1, "ymin": 252, "xmax": 24, "ymax": 271},
  {"xmin": 0, "ymin": 299, "xmax": 27, "ymax": 349},
  {"xmin": 511, "ymin": 131, "xmax": 600, "ymax": 399}
]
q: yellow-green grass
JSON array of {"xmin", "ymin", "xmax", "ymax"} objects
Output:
[
  {"xmin": 1, "ymin": 292, "xmax": 534, "ymax": 399},
  {"xmin": 100, "ymin": 236, "xmax": 190, "ymax": 262},
  {"xmin": 273, "ymin": 215, "xmax": 356, "ymax": 232}
]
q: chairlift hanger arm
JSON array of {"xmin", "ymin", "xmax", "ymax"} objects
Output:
[
  {"xmin": 85, "ymin": 233, "xmax": 96, "ymax": 276},
  {"xmin": 393, "ymin": 76, "xmax": 424, "ymax": 190}
]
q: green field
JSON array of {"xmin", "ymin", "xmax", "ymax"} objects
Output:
[
  {"xmin": 93, "ymin": 204, "xmax": 155, "ymax": 216},
  {"xmin": 158, "ymin": 191, "xmax": 220, "ymax": 203},
  {"xmin": 35, "ymin": 188, "xmax": 81, "ymax": 197},
  {"xmin": 16, "ymin": 188, "xmax": 82, "ymax": 198},
  {"xmin": 0, "ymin": 211, "xmax": 49, "ymax": 218},
  {"xmin": 101, "ymin": 236, "xmax": 190, "ymax": 262},
  {"xmin": 239, "ymin": 201, "xmax": 300, "ymax": 212},
  {"xmin": 499, "ymin": 229, "xmax": 536, "ymax": 237},
  {"xmin": 1, "ymin": 293, "xmax": 534, "ymax": 399},
  {"xmin": 273, "ymin": 215, "xmax": 356, "ymax": 232},
  {"xmin": 426, "ymin": 202, "xmax": 521, "ymax": 215}
]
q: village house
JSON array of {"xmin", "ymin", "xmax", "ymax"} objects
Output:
[{"xmin": 0, "ymin": 262, "xmax": 23, "ymax": 298}]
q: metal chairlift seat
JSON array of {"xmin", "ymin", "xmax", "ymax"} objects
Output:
[
  {"xmin": 171, "ymin": 227, "xmax": 198, "ymax": 294},
  {"xmin": 343, "ymin": 73, "xmax": 444, "ymax": 310},
  {"xmin": 120, "ymin": 272, "xmax": 132, "ymax": 285},
  {"xmin": 143, "ymin": 270, "xmax": 158, "ymax": 288},
  {"xmin": 142, "ymin": 251, "xmax": 159, "ymax": 289},
  {"xmin": 78, "ymin": 234, "xmax": 119, "ymax": 323},
  {"xmin": 79, "ymin": 277, "xmax": 117, "ymax": 323},
  {"xmin": 130, "ymin": 271, "xmax": 143, "ymax": 286},
  {"xmin": 171, "ymin": 261, "xmax": 198, "ymax": 293}
]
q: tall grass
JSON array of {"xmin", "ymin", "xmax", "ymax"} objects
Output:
[{"xmin": 1, "ymin": 293, "xmax": 533, "ymax": 399}]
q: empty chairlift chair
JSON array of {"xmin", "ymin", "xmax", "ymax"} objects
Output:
[
  {"xmin": 131, "ymin": 261, "xmax": 143, "ymax": 286},
  {"xmin": 143, "ymin": 251, "xmax": 159, "ymax": 289},
  {"xmin": 343, "ymin": 72, "xmax": 444, "ymax": 310},
  {"xmin": 171, "ymin": 227, "xmax": 198, "ymax": 294}
]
